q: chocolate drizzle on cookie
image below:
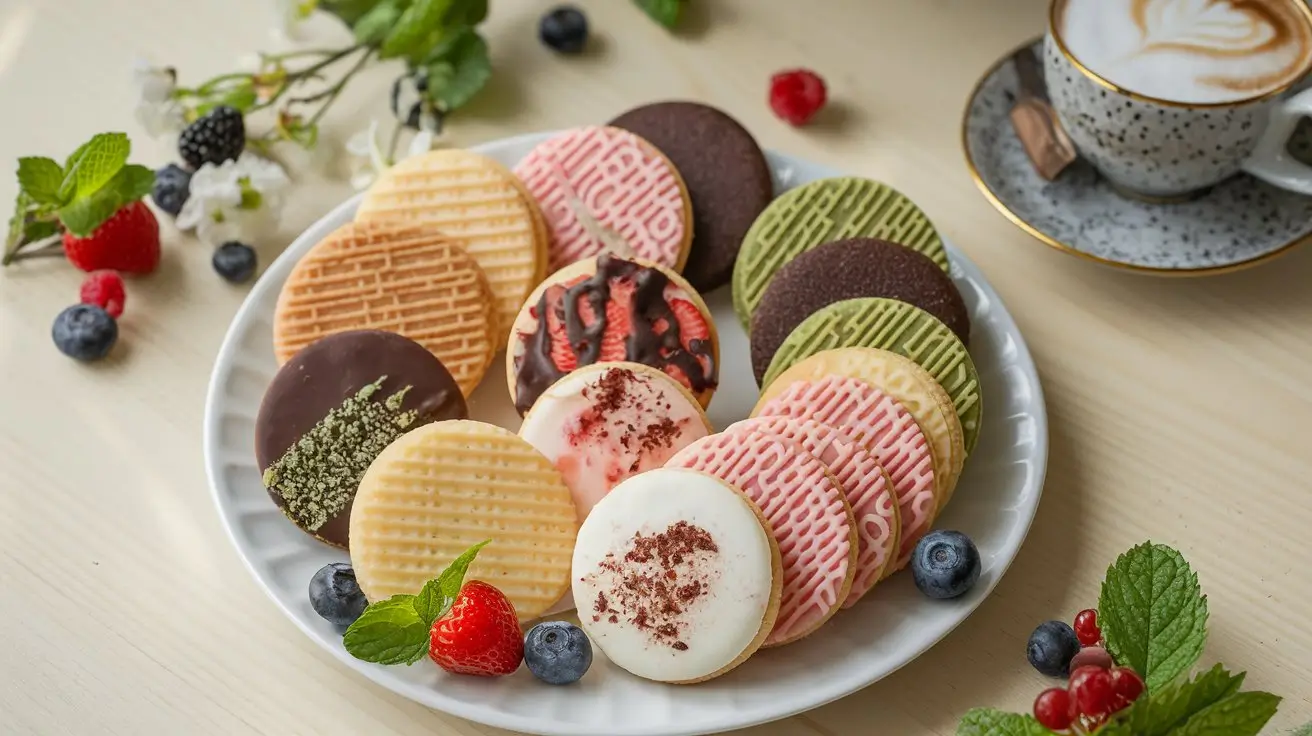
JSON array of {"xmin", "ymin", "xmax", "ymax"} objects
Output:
[{"xmin": 514, "ymin": 254, "xmax": 717, "ymax": 414}]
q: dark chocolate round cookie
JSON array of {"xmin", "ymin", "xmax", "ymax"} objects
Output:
[
  {"xmin": 608, "ymin": 101, "xmax": 772, "ymax": 293},
  {"xmin": 255, "ymin": 329, "xmax": 467, "ymax": 548},
  {"xmin": 749, "ymin": 238, "xmax": 971, "ymax": 385}
]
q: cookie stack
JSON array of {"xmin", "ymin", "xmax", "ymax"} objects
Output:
[{"xmin": 249, "ymin": 100, "xmax": 983, "ymax": 687}]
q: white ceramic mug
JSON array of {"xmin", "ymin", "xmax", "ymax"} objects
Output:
[{"xmin": 1044, "ymin": 0, "xmax": 1312, "ymax": 200}]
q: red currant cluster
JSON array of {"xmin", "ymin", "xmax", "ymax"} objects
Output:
[{"xmin": 1033, "ymin": 610, "xmax": 1145, "ymax": 733}]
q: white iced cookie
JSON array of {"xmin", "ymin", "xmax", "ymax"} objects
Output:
[
  {"xmin": 573, "ymin": 468, "xmax": 781, "ymax": 684},
  {"xmin": 520, "ymin": 362, "xmax": 712, "ymax": 522}
]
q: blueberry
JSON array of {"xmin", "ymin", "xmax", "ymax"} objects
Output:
[
  {"xmin": 151, "ymin": 164, "xmax": 192, "ymax": 217},
  {"xmin": 524, "ymin": 621, "xmax": 592, "ymax": 685},
  {"xmin": 52, "ymin": 304, "xmax": 117, "ymax": 362},
  {"xmin": 910, "ymin": 530, "xmax": 981, "ymax": 599},
  {"xmin": 1028, "ymin": 621, "xmax": 1082, "ymax": 678},
  {"xmin": 308, "ymin": 563, "xmax": 367, "ymax": 626},
  {"xmin": 212, "ymin": 241, "xmax": 257, "ymax": 284},
  {"xmin": 540, "ymin": 6, "xmax": 588, "ymax": 54}
]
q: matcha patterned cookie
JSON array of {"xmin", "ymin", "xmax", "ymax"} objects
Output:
[
  {"xmin": 731, "ymin": 177, "xmax": 947, "ymax": 329},
  {"xmin": 764, "ymin": 297, "xmax": 981, "ymax": 461}
]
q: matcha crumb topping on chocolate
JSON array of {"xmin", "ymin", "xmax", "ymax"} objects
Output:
[{"xmin": 262, "ymin": 376, "xmax": 417, "ymax": 532}]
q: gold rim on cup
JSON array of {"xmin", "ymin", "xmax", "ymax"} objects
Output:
[
  {"xmin": 959, "ymin": 36, "xmax": 1312, "ymax": 278},
  {"xmin": 1047, "ymin": 0, "xmax": 1312, "ymax": 111}
]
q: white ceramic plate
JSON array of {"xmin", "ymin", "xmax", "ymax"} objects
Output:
[{"xmin": 203, "ymin": 132, "xmax": 1048, "ymax": 736}]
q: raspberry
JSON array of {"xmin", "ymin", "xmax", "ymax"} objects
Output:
[
  {"xmin": 178, "ymin": 106, "xmax": 245, "ymax": 169},
  {"xmin": 769, "ymin": 69, "xmax": 827, "ymax": 126},
  {"xmin": 79, "ymin": 271, "xmax": 126, "ymax": 318}
]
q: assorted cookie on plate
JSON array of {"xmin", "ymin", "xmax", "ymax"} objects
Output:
[{"xmin": 245, "ymin": 104, "xmax": 993, "ymax": 688}]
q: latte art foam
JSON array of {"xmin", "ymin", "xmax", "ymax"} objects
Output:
[{"xmin": 1056, "ymin": 0, "xmax": 1312, "ymax": 103}]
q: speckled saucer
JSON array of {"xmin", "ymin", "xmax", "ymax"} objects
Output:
[{"xmin": 963, "ymin": 39, "xmax": 1312, "ymax": 275}]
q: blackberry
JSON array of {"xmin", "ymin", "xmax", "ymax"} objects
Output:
[
  {"xmin": 151, "ymin": 164, "xmax": 192, "ymax": 217},
  {"xmin": 178, "ymin": 106, "xmax": 245, "ymax": 169},
  {"xmin": 212, "ymin": 241, "xmax": 258, "ymax": 284}
]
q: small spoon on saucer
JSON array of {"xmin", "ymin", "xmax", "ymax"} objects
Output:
[{"xmin": 1008, "ymin": 46, "xmax": 1077, "ymax": 181}]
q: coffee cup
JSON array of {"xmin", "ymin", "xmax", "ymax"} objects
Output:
[{"xmin": 1044, "ymin": 0, "xmax": 1312, "ymax": 200}]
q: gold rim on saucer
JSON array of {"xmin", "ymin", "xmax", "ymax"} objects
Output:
[
  {"xmin": 959, "ymin": 36, "xmax": 1312, "ymax": 278},
  {"xmin": 1048, "ymin": 0, "xmax": 1312, "ymax": 111}
]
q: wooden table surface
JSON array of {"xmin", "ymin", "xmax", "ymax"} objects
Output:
[{"xmin": 1, "ymin": 0, "xmax": 1309, "ymax": 733}]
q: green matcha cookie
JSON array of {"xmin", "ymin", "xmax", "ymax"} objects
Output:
[
  {"xmin": 731, "ymin": 176, "xmax": 947, "ymax": 330},
  {"xmin": 764, "ymin": 297, "xmax": 981, "ymax": 456}
]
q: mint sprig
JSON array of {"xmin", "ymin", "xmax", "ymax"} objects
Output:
[
  {"xmin": 342, "ymin": 539, "xmax": 489, "ymax": 665},
  {"xmin": 956, "ymin": 709, "xmax": 1055, "ymax": 735},
  {"xmin": 634, "ymin": 0, "xmax": 686, "ymax": 28},
  {"xmin": 4, "ymin": 132, "xmax": 154, "ymax": 265},
  {"xmin": 1099, "ymin": 542, "xmax": 1208, "ymax": 691}
]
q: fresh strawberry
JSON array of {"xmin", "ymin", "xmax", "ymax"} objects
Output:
[
  {"xmin": 428, "ymin": 580, "xmax": 524, "ymax": 677},
  {"xmin": 62, "ymin": 201, "xmax": 161, "ymax": 274},
  {"xmin": 79, "ymin": 271, "xmax": 126, "ymax": 318}
]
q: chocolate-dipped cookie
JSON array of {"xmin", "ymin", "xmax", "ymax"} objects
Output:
[
  {"xmin": 750, "ymin": 238, "xmax": 969, "ymax": 385},
  {"xmin": 255, "ymin": 329, "xmax": 468, "ymax": 548},
  {"xmin": 609, "ymin": 101, "xmax": 772, "ymax": 293}
]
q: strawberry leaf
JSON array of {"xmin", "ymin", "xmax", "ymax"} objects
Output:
[{"xmin": 16, "ymin": 157, "xmax": 65, "ymax": 205}]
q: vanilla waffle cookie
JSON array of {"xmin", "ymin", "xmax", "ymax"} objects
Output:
[
  {"xmin": 272, "ymin": 221, "xmax": 497, "ymax": 396},
  {"xmin": 354, "ymin": 148, "xmax": 548, "ymax": 341},
  {"xmin": 349, "ymin": 420, "xmax": 578, "ymax": 621}
]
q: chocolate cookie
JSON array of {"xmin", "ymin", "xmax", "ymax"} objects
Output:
[
  {"xmin": 749, "ymin": 238, "xmax": 969, "ymax": 385},
  {"xmin": 609, "ymin": 101, "xmax": 772, "ymax": 293},
  {"xmin": 255, "ymin": 329, "xmax": 468, "ymax": 548}
]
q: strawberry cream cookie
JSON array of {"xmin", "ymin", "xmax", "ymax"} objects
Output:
[
  {"xmin": 506, "ymin": 253, "xmax": 719, "ymax": 416},
  {"xmin": 519, "ymin": 362, "xmax": 712, "ymax": 522}
]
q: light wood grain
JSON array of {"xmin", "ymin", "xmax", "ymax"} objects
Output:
[{"xmin": 1, "ymin": 0, "xmax": 1309, "ymax": 733}]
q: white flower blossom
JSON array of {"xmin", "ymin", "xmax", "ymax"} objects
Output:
[
  {"xmin": 346, "ymin": 120, "xmax": 439, "ymax": 191},
  {"xmin": 132, "ymin": 58, "xmax": 185, "ymax": 139},
  {"xmin": 177, "ymin": 153, "xmax": 290, "ymax": 246},
  {"xmin": 274, "ymin": 0, "xmax": 318, "ymax": 41}
]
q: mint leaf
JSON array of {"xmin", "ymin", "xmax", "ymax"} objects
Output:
[
  {"xmin": 1294, "ymin": 723, "xmax": 1312, "ymax": 736},
  {"xmin": 414, "ymin": 539, "xmax": 489, "ymax": 623},
  {"xmin": 634, "ymin": 0, "xmax": 684, "ymax": 28},
  {"xmin": 1172, "ymin": 691, "xmax": 1281, "ymax": 735},
  {"xmin": 56, "ymin": 164, "xmax": 154, "ymax": 237},
  {"xmin": 6, "ymin": 191, "xmax": 35, "ymax": 256},
  {"xmin": 956, "ymin": 708, "xmax": 1055, "ymax": 736},
  {"xmin": 1099, "ymin": 542, "xmax": 1208, "ymax": 691},
  {"xmin": 424, "ymin": 30, "xmax": 490, "ymax": 112},
  {"xmin": 381, "ymin": 0, "xmax": 455, "ymax": 59},
  {"xmin": 16, "ymin": 157, "xmax": 65, "ymax": 205},
  {"xmin": 342, "ymin": 596, "xmax": 430, "ymax": 665},
  {"xmin": 353, "ymin": 0, "xmax": 404, "ymax": 44},
  {"xmin": 71, "ymin": 132, "xmax": 130, "ymax": 200},
  {"xmin": 1107, "ymin": 665, "xmax": 1244, "ymax": 736},
  {"xmin": 446, "ymin": 0, "xmax": 486, "ymax": 25}
]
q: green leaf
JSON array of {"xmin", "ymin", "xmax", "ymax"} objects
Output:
[
  {"xmin": 319, "ymin": 0, "xmax": 382, "ymax": 25},
  {"xmin": 1105, "ymin": 665, "xmax": 1244, "ymax": 736},
  {"xmin": 341, "ymin": 596, "xmax": 429, "ymax": 665},
  {"xmin": 413, "ymin": 539, "xmax": 489, "ymax": 624},
  {"xmin": 114, "ymin": 165, "xmax": 156, "ymax": 203},
  {"xmin": 634, "ymin": 0, "xmax": 684, "ymax": 28},
  {"xmin": 1293, "ymin": 723, "xmax": 1312, "ymax": 736},
  {"xmin": 1098, "ymin": 542, "xmax": 1208, "ymax": 691},
  {"xmin": 380, "ymin": 0, "xmax": 454, "ymax": 59},
  {"xmin": 6, "ymin": 191, "xmax": 34, "ymax": 256},
  {"xmin": 446, "ymin": 0, "xmax": 486, "ymax": 25},
  {"xmin": 16, "ymin": 157, "xmax": 65, "ymax": 205},
  {"xmin": 353, "ymin": 0, "xmax": 404, "ymax": 44},
  {"xmin": 956, "ymin": 709, "xmax": 1055, "ymax": 736},
  {"xmin": 70, "ymin": 132, "xmax": 130, "ymax": 200},
  {"xmin": 1172, "ymin": 691, "xmax": 1281, "ymax": 736},
  {"xmin": 55, "ymin": 164, "xmax": 152, "ymax": 237},
  {"xmin": 424, "ymin": 30, "xmax": 490, "ymax": 112},
  {"xmin": 198, "ymin": 83, "xmax": 258, "ymax": 114}
]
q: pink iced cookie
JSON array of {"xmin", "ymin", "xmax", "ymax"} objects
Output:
[
  {"xmin": 513, "ymin": 125, "xmax": 692, "ymax": 273},
  {"xmin": 722, "ymin": 416, "xmax": 899, "ymax": 608},
  {"xmin": 519, "ymin": 362, "xmax": 712, "ymax": 522},
  {"xmin": 666, "ymin": 429, "xmax": 855, "ymax": 646},
  {"xmin": 754, "ymin": 375, "xmax": 936, "ymax": 574}
]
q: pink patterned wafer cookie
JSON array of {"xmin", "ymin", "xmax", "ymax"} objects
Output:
[
  {"xmin": 514, "ymin": 125, "xmax": 692, "ymax": 273},
  {"xmin": 666, "ymin": 429, "xmax": 855, "ymax": 646},
  {"xmin": 754, "ymin": 375, "xmax": 936, "ymax": 574},
  {"xmin": 722, "ymin": 416, "xmax": 899, "ymax": 608}
]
